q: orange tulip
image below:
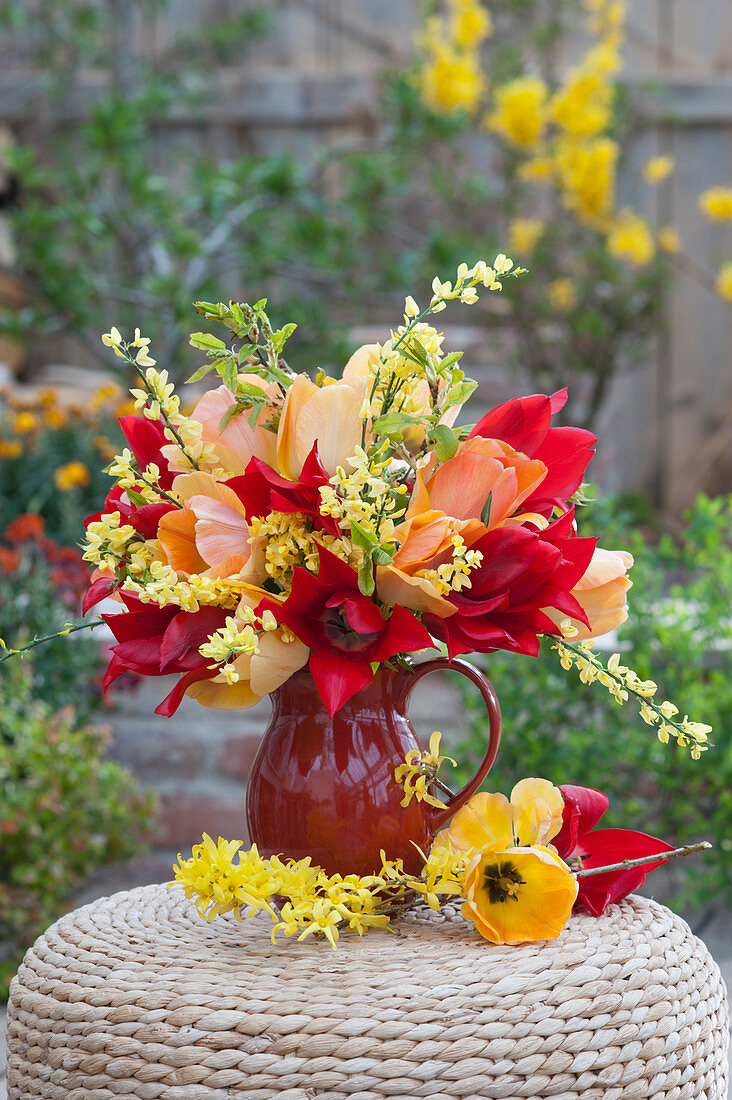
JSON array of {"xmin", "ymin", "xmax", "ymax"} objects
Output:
[
  {"xmin": 158, "ymin": 472, "xmax": 266, "ymax": 583},
  {"xmin": 415, "ymin": 437, "xmax": 547, "ymax": 527},
  {"xmin": 376, "ymin": 509, "xmax": 482, "ymax": 616},
  {"xmin": 462, "ymin": 844, "xmax": 578, "ymax": 944},
  {"xmin": 545, "ymin": 547, "xmax": 633, "ymax": 640}
]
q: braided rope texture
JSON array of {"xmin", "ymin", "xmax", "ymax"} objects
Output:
[{"xmin": 7, "ymin": 884, "xmax": 729, "ymax": 1100}]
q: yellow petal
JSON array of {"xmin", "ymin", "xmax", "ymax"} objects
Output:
[
  {"xmin": 510, "ymin": 778, "xmax": 565, "ymax": 846},
  {"xmin": 445, "ymin": 792, "xmax": 513, "ymax": 853}
]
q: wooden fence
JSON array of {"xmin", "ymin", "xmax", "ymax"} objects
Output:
[{"xmin": 1, "ymin": 0, "xmax": 731, "ymax": 508}]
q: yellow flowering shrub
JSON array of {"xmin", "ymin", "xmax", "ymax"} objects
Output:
[
  {"xmin": 409, "ymin": 0, "xmax": 732, "ymax": 415},
  {"xmin": 716, "ymin": 262, "xmax": 732, "ymax": 303},
  {"xmin": 607, "ymin": 209, "xmax": 655, "ymax": 267},
  {"xmin": 487, "ymin": 76, "xmax": 548, "ymax": 149},
  {"xmin": 699, "ymin": 187, "xmax": 732, "ymax": 221},
  {"xmin": 555, "ymin": 136, "xmax": 618, "ymax": 227},
  {"xmin": 509, "ymin": 217, "xmax": 545, "ymax": 255}
]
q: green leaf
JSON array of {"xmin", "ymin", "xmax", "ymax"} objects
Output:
[
  {"xmin": 400, "ymin": 337, "xmax": 429, "ymax": 367},
  {"xmin": 185, "ymin": 362, "xmax": 215, "ymax": 384},
  {"xmin": 372, "ymin": 411, "xmax": 423, "ymax": 437},
  {"xmin": 126, "ymin": 488, "xmax": 148, "ymax": 507},
  {"xmin": 221, "ymin": 357, "xmax": 238, "ymax": 391},
  {"xmin": 372, "ymin": 544, "xmax": 396, "ymax": 566},
  {"xmin": 480, "ymin": 492, "xmax": 493, "ymax": 527},
  {"xmin": 350, "ymin": 518, "xmax": 377, "ymax": 554},
  {"xmin": 431, "ymin": 424, "xmax": 460, "ymax": 461},
  {"xmin": 189, "ymin": 331, "xmax": 227, "ymax": 351},
  {"xmin": 272, "ymin": 321, "xmax": 297, "ymax": 353},
  {"xmin": 438, "ymin": 351, "xmax": 463, "ymax": 370},
  {"xmin": 358, "ymin": 556, "xmax": 376, "ymax": 597},
  {"xmin": 442, "ymin": 380, "xmax": 478, "ymax": 411},
  {"xmin": 218, "ymin": 402, "xmax": 242, "ymax": 432}
]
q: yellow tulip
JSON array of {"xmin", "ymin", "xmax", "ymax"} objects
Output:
[{"xmin": 462, "ymin": 845, "xmax": 578, "ymax": 944}]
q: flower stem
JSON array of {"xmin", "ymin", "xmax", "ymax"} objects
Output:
[{"xmin": 0, "ymin": 619, "xmax": 105, "ymax": 662}]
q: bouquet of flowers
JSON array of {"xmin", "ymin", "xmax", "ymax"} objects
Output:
[
  {"xmin": 83, "ymin": 257, "xmax": 638, "ymax": 718},
  {"xmin": 2, "ymin": 256, "xmax": 711, "ymax": 948}
]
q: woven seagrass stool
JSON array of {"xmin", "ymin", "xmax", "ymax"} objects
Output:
[{"xmin": 7, "ymin": 883, "xmax": 729, "ymax": 1100}]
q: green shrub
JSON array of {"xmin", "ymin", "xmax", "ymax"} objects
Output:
[
  {"xmin": 0, "ymin": 667, "xmax": 155, "ymax": 997},
  {"xmin": 456, "ymin": 494, "xmax": 732, "ymax": 912},
  {"xmin": 0, "ymin": 516, "xmax": 103, "ymax": 717}
]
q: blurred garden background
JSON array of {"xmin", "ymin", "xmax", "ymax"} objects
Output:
[{"xmin": 0, "ymin": 0, "xmax": 731, "ymax": 1033}]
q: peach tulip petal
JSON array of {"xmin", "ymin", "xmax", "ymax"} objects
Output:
[
  {"xmin": 342, "ymin": 343, "xmax": 380, "ymax": 385},
  {"xmin": 192, "ymin": 383, "xmax": 277, "ymax": 474},
  {"xmin": 157, "ymin": 507, "xmax": 208, "ymax": 574},
  {"xmin": 544, "ymin": 547, "xmax": 633, "ymax": 640},
  {"xmin": 189, "ymin": 493, "xmax": 249, "ymax": 567},
  {"xmin": 375, "ymin": 563, "xmax": 457, "ymax": 618},
  {"xmin": 290, "ymin": 381, "xmax": 366, "ymax": 477},
  {"xmin": 393, "ymin": 511, "xmax": 457, "ymax": 570},
  {"xmin": 249, "ymin": 632, "xmax": 310, "ymax": 697},
  {"xmin": 574, "ymin": 548, "xmax": 634, "ymax": 590},
  {"xmin": 172, "ymin": 471, "xmax": 239, "ymax": 507},
  {"xmin": 276, "ymin": 373, "xmax": 319, "ymax": 479}
]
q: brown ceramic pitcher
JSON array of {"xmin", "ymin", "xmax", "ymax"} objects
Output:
[{"xmin": 246, "ymin": 657, "xmax": 502, "ymax": 875}]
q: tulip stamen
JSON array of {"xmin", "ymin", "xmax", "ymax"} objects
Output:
[{"xmin": 483, "ymin": 860, "xmax": 526, "ymax": 904}]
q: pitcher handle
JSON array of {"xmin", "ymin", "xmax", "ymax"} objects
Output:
[{"xmin": 397, "ymin": 656, "xmax": 502, "ymax": 833}]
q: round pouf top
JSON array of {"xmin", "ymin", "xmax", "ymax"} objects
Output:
[{"xmin": 7, "ymin": 884, "xmax": 729, "ymax": 1100}]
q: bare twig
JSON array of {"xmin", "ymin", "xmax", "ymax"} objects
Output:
[{"xmin": 576, "ymin": 841, "xmax": 712, "ymax": 878}]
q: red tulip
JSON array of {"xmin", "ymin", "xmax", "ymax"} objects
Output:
[
  {"xmin": 424, "ymin": 510, "xmax": 595, "ymax": 658},
  {"xmin": 119, "ymin": 414, "xmax": 175, "ymax": 490},
  {"xmin": 555, "ymin": 784, "xmax": 674, "ymax": 915},
  {"xmin": 102, "ymin": 592, "xmax": 228, "ymax": 715},
  {"xmin": 259, "ymin": 544, "xmax": 433, "ymax": 716},
  {"xmin": 469, "ymin": 389, "xmax": 596, "ymax": 514},
  {"xmin": 227, "ymin": 445, "xmax": 340, "ymax": 534}
]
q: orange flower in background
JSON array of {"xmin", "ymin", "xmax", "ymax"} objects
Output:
[
  {"xmin": 0, "ymin": 547, "xmax": 19, "ymax": 572},
  {"xmin": 546, "ymin": 546, "xmax": 633, "ymax": 639},
  {"xmin": 4, "ymin": 513, "xmax": 45, "ymax": 544},
  {"xmin": 44, "ymin": 407, "xmax": 66, "ymax": 429},
  {"xmin": 54, "ymin": 461, "xmax": 91, "ymax": 492},
  {"xmin": 462, "ymin": 845, "xmax": 578, "ymax": 944},
  {"xmin": 0, "ymin": 440, "xmax": 22, "ymax": 458}
]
